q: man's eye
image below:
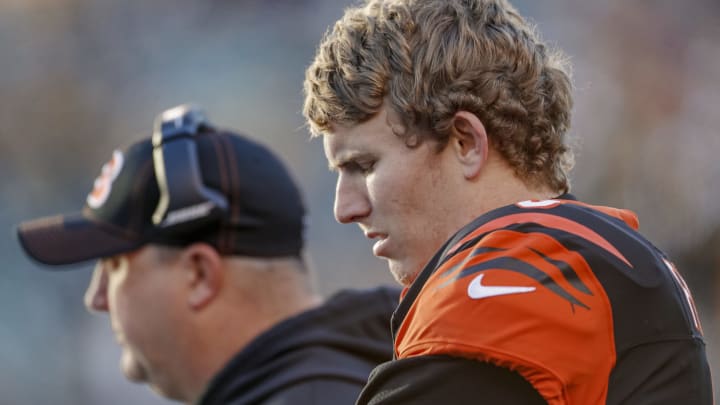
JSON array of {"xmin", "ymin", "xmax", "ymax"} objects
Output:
[
  {"xmin": 342, "ymin": 160, "xmax": 375, "ymax": 175},
  {"xmin": 101, "ymin": 256, "xmax": 122, "ymax": 272},
  {"xmin": 358, "ymin": 161, "xmax": 375, "ymax": 175}
]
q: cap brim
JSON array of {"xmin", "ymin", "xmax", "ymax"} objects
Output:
[{"xmin": 17, "ymin": 212, "xmax": 144, "ymax": 267}]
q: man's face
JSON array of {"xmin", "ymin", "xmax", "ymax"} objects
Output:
[
  {"xmin": 323, "ymin": 106, "xmax": 459, "ymax": 286},
  {"xmin": 85, "ymin": 246, "xmax": 186, "ymax": 399}
]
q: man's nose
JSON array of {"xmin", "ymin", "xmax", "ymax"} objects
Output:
[
  {"xmin": 84, "ymin": 262, "xmax": 109, "ymax": 313},
  {"xmin": 334, "ymin": 174, "xmax": 371, "ymax": 224}
]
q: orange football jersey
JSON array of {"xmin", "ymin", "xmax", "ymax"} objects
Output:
[{"xmin": 386, "ymin": 196, "xmax": 710, "ymax": 404}]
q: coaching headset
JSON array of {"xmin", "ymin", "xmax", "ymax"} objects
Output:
[{"xmin": 151, "ymin": 104, "xmax": 229, "ymax": 232}]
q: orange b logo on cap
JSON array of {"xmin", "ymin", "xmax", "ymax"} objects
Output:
[{"xmin": 86, "ymin": 150, "xmax": 124, "ymax": 209}]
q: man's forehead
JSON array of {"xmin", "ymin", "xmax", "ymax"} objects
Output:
[
  {"xmin": 322, "ymin": 128, "xmax": 375, "ymax": 167},
  {"xmin": 322, "ymin": 125, "xmax": 351, "ymax": 159},
  {"xmin": 322, "ymin": 112, "xmax": 393, "ymax": 153}
]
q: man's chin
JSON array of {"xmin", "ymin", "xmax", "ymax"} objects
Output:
[
  {"xmin": 388, "ymin": 262, "xmax": 418, "ymax": 287},
  {"xmin": 120, "ymin": 350, "xmax": 149, "ymax": 383},
  {"xmin": 119, "ymin": 348, "xmax": 184, "ymax": 401}
]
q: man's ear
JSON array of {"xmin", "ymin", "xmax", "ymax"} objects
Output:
[
  {"xmin": 178, "ymin": 243, "xmax": 224, "ymax": 310},
  {"xmin": 449, "ymin": 111, "xmax": 488, "ymax": 179}
]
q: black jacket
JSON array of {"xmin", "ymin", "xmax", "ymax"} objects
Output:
[{"xmin": 197, "ymin": 286, "xmax": 399, "ymax": 405}]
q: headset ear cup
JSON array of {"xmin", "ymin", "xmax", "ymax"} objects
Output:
[{"xmin": 151, "ymin": 104, "xmax": 228, "ymax": 231}]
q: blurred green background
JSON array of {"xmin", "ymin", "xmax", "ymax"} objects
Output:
[{"xmin": 1, "ymin": 0, "xmax": 718, "ymax": 403}]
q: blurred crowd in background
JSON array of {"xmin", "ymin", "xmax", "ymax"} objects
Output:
[{"xmin": 0, "ymin": 0, "xmax": 718, "ymax": 403}]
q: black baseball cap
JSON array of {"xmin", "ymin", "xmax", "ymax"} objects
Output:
[{"xmin": 17, "ymin": 104, "xmax": 305, "ymax": 266}]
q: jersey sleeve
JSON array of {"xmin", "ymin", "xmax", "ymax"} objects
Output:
[
  {"xmin": 395, "ymin": 227, "xmax": 617, "ymax": 404},
  {"xmin": 356, "ymin": 355, "xmax": 547, "ymax": 405}
]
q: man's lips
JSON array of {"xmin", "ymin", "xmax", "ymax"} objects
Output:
[
  {"xmin": 364, "ymin": 230, "xmax": 384, "ymax": 239},
  {"xmin": 364, "ymin": 231, "xmax": 389, "ymax": 257},
  {"xmin": 111, "ymin": 325, "xmax": 126, "ymax": 345}
]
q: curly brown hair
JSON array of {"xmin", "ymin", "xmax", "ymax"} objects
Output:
[{"xmin": 304, "ymin": 0, "xmax": 574, "ymax": 193}]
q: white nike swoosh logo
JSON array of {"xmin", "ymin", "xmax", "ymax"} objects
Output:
[{"xmin": 467, "ymin": 273, "xmax": 536, "ymax": 299}]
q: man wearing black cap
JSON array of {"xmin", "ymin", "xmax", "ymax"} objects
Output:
[{"xmin": 17, "ymin": 104, "xmax": 398, "ymax": 404}]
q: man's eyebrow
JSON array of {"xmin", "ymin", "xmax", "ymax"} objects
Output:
[{"xmin": 327, "ymin": 152, "xmax": 374, "ymax": 172}]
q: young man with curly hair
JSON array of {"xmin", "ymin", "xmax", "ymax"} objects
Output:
[{"xmin": 303, "ymin": 0, "xmax": 713, "ymax": 403}]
